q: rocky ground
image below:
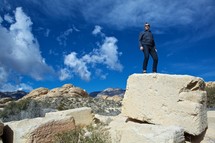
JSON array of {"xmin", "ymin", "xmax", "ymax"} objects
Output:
[
  {"xmin": 0, "ymin": 96, "xmax": 122, "ymax": 122},
  {"xmin": 0, "ymin": 82, "xmax": 214, "ymax": 123}
]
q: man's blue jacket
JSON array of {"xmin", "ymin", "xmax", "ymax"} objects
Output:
[{"xmin": 139, "ymin": 30, "xmax": 155, "ymax": 47}]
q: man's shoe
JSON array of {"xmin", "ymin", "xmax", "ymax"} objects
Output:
[{"xmin": 143, "ymin": 70, "xmax": 147, "ymax": 73}]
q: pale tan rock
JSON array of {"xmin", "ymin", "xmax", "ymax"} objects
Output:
[
  {"xmin": 62, "ymin": 83, "xmax": 74, "ymax": 88},
  {"xmin": 122, "ymin": 73, "xmax": 207, "ymax": 136},
  {"xmin": 4, "ymin": 116, "xmax": 75, "ymax": 143},
  {"xmin": 108, "ymin": 95, "xmax": 123, "ymax": 102},
  {"xmin": 67, "ymin": 87, "xmax": 89, "ymax": 97},
  {"xmin": 46, "ymin": 84, "xmax": 88, "ymax": 98},
  {"xmin": 185, "ymin": 111, "xmax": 215, "ymax": 143},
  {"xmin": 21, "ymin": 84, "xmax": 89, "ymax": 100},
  {"xmin": 206, "ymin": 82, "xmax": 215, "ymax": 88},
  {"xmin": 3, "ymin": 107, "xmax": 94, "ymax": 143},
  {"xmin": 109, "ymin": 115, "xmax": 185, "ymax": 143},
  {"xmin": 0, "ymin": 97, "xmax": 12, "ymax": 104},
  {"xmin": 94, "ymin": 114, "xmax": 115, "ymax": 125},
  {"xmin": 202, "ymin": 111, "xmax": 215, "ymax": 142},
  {"xmin": 45, "ymin": 107, "xmax": 94, "ymax": 126},
  {"xmin": 0, "ymin": 97, "xmax": 12, "ymax": 108},
  {"xmin": 99, "ymin": 95, "xmax": 122, "ymax": 102},
  {"xmin": 23, "ymin": 87, "xmax": 49, "ymax": 99}
]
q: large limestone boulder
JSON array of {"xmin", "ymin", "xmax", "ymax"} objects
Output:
[
  {"xmin": 3, "ymin": 107, "xmax": 93, "ymax": 143},
  {"xmin": 122, "ymin": 73, "xmax": 207, "ymax": 136},
  {"xmin": 109, "ymin": 115, "xmax": 185, "ymax": 143}
]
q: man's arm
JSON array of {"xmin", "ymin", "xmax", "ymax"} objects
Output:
[{"xmin": 139, "ymin": 32, "xmax": 144, "ymax": 50}]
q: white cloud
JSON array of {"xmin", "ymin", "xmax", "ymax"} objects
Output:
[
  {"xmin": 59, "ymin": 68, "xmax": 72, "ymax": 81},
  {"xmin": 57, "ymin": 28, "xmax": 74, "ymax": 46},
  {"xmin": 7, "ymin": 0, "xmax": 214, "ymax": 40},
  {"xmin": 0, "ymin": 67, "xmax": 8, "ymax": 83},
  {"xmin": 35, "ymin": 27, "xmax": 51, "ymax": 37},
  {"xmin": 0, "ymin": 7, "xmax": 53, "ymax": 85},
  {"xmin": 72, "ymin": 25, "xmax": 80, "ymax": 32},
  {"xmin": 92, "ymin": 25, "xmax": 102, "ymax": 35},
  {"xmin": 64, "ymin": 52, "xmax": 91, "ymax": 81},
  {"xmin": 4, "ymin": 13, "xmax": 14, "ymax": 23},
  {"xmin": 61, "ymin": 25, "xmax": 123, "ymax": 81},
  {"xmin": 100, "ymin": 37, "xmax": 123, "ymax": 71},
  {"xmin": 0, "ymin": 16, "xmax": 3, "ymax": 23},
  {"xmin": 45, "ymin": 29, "xmax": 50, "ymax": 37},
  {"xmin": 82, "ymin": 0, "xmax": 215, "ymax": 30},
  {"xmin": 95, "ymin": 69, "xmax": 108, "ymax": 80},
  {"xmin": 26, "ymin": 0, "xmax": 215, "ymax": 30},
  {"xmin": 0, "ymin": 83, "xmax": 33, "ymax": 92}
]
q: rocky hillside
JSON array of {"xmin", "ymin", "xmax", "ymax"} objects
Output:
[
  {"xmin": 0, "ymin": 84, "xmax": 122, "ymax": 122},
  {"xmin": 90, "ymin": 88, "xmax": 125, "ymax": 97}
]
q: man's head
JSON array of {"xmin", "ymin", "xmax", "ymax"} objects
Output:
[{"xmin": 144, "ymin": 22, "xmax": 150, "ymax": 31}]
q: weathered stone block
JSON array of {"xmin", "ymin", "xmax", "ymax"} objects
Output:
[
  {"xmin": 109, "ymin": 115, "xmax": 185, "ymax": 143},
  {"xmin": 122, "ymin": 74, "xmax": 207, "ymax": 135},
  {"xmin": 3, "ymin": 107, "xmax": 94, "ymax": 143}
]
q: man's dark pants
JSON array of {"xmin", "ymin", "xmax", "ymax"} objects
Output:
[{"xmin": 142, "ymin": 45, "xmax": 158, "ymax": 72}]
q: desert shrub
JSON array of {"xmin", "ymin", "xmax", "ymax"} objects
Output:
[
  {"xmin": 0, "ymin": 99, "xmax": 52, "ymax": 122},
  {"xmin": 0, "ymin": 99, "xmax": 31, "ymax": 121},
  {"xmin": 57, "ymin": 102, "xmax": 66, "ymax": 111},
  {"xmin": 205, "ymin": 87, "xmax": 215, "ymax": 108},
  {"xmin": 54, "ymin": 124, "xmax": 110, "ymax": 143}
]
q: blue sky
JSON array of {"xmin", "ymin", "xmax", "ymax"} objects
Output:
[{"xmin": 0, "ymin": 0, "xmax": 215, "ymax": 93}]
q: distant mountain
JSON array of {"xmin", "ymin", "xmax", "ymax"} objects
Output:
[
  {"xmin": 0, "ymin": 91, "xmax": 28, "ymax": 99},
  {"xmin": 90, "ymin": 88, "xmax": 125, "ymax": 97},
  {"xmin": 89, "ymin": 91, "xmax": 101, "ymax": 97}
]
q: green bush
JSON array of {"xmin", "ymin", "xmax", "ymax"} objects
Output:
[
  {"xmin": 205, "ymin": 87, "xmax": 215, "ymax": 108},
  {"xmin": 54, "ymin": 124, "xmax": 110, "ymax": 143}
]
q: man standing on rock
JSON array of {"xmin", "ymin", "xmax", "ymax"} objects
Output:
[{"xmin": 139, "ymin": 22, "xmax": 158, "ymax": 73}]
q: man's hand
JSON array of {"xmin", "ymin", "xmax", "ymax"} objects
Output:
[
  {"xmin": 140, "ymin": 46, "xmax": 144, "ymax": 51},
  {"xmin": 154, "ymin": 46, "xmax": 157, "ymax": 52}
]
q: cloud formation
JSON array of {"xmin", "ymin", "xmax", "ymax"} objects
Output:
[
  {"xmin": 0, "ymin": 7, "xmax": 53, "ymax": 90},
  {"xmin": 92, "ymin": 25, "xmax": 102, "ymax": 35},
  {"xmin": 4, "ymin": 13, "xmax": 14, "ymax": 23},
  {"xmin": 61, "ymin": 25, "xmax": 123, "ymax": 81},
  {"xmin": 0, "ymin": 83, "xmax": 33, "ymax": 92},
  {"xmin": 57, "ymin": 28, "xmax": 74, "ymax": 46},
  {"xmin": 19, "ymin": 0, "xmax": 215, "ymax": 31}
]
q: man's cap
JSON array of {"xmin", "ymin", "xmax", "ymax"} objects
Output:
[{"xmin": 145, "ymin": 22, "xmax": 150, "ymax": 27}]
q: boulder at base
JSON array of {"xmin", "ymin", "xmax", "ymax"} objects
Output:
[
  {"xmin": 122, "ymin": 73, "xmax": 207, "ymax": 136},
  {"xmin": 109, "ymin": 115, "xmax": 185, "ymax": 143},
  {"xmin": 3, "ymin": 107, "xmax": 93, "ymax": 143}
]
